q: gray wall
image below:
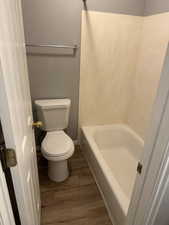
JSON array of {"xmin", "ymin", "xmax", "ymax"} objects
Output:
[
  {"xmin": 144, "ymin": 0, "xmax": 169, "ymax": 15},
  {"xmin": 22, "ymin": 0, "xmax": 145, "ymax": 140},
  {"xmin": 84, "ymin": 0, "xmax": 144, "ymax": 15}
]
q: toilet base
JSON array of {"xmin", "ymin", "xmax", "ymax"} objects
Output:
[{"xmin": 48, "ymin": 160, "xmax": 69, "ymax": 182}]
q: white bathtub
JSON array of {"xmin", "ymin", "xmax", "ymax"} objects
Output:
[{"xmin": 80, "ymin": 124, "xmax": 144, "ymax": 225}]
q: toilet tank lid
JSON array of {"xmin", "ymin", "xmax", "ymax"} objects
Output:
[{"xmin": 35, "ymin": 99, "xmax": 71, "ymax": 109}]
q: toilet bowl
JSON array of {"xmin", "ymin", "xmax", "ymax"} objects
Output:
[
  {"xmin": 41, "ymin": 131, "xmax": 74, "ymax": 182},
  {"xmin": 35, "ymin": 98, "xmax": 74, "ymax": 182}
]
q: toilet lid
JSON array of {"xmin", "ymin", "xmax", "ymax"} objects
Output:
[{"xmin": 42, "ymin": 131, "xmax": 74, "ymax": 157}]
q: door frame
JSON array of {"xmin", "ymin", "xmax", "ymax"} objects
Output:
[
  {"xmin": 127, "ymin": 44, "xmax": 169, "ymax": 225},
  {"xmin": 0, "ymin": 121, "xmax": 21, "ymax": 225},
  {"xmin": 0, "ymin": 161, "xmax": 16, "ymax": 225}
]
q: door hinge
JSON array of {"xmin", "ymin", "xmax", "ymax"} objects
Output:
[
  {"xmin": 137, "ymin": 162, "xmax": 143, "ymax": 174},
  {"xmin": 0, "ymin": 146, "xmax": 17, "ymax": 171}
]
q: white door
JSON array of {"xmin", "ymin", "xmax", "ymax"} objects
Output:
[
  {"xmin": 127, "ymin": 44, "xmax": 169, "ymax": 225},
  {"xmin": 0, "ymin": 162, "xmax": 16, "ymax": 225},
  {"xmin": 0, "ymin": 1, "xmax": 40, "ymax": 225}
]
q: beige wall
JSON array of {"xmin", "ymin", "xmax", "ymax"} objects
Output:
[
  {"xmin": 127, "ymin": 13, "xmax": 169, "ymax": 139},
  {"xmin": 79, "ymin": 11, "xmax": 142, "ymax": 126},
  {"xmin": 79, "ymin": 11, "xmax": 169, "ymax": 140}
]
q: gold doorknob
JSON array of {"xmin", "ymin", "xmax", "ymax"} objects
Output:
[{"xmin": 32, "ymin": 121, "xmax": 43, "ymax": 128}]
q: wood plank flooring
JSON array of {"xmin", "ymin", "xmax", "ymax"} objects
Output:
[{"xmin": 38, "ymin": 146, "xmax": 112, "ymax": 225}]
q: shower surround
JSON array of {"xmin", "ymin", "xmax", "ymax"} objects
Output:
[
  {"xmin": 80, "ymin": 10, "xmax": 169, "ymax": 139},
  {"xmin": 79, "ymin": 10, "xmax": 169, "ymax": 225}
]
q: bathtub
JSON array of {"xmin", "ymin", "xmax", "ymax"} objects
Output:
[{"xmin": 80, "ymin": 124, "xmax": 144, "ymax": 225}]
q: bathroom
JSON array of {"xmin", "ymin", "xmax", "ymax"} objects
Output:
[{"xmin": 1, "ymin": 0, "xmax": 169, "ymax": 225}]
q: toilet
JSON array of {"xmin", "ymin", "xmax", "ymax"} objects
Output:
[{"xmin": 35, "ymin": 99, "xmax": 74, "ymax": 182}]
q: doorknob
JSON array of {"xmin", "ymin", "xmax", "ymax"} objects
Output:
[{"xmin": 32, "ymin": 121, "xmax": 43, "ymax": 128}]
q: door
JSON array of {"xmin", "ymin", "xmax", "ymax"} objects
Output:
[
  {"xmin": 127, "ymin": 44, "xmax": 169, "ymax": 225},
  {"xmin": 0, "ymin": 1, "xmax": 40, "ymax": 225},
  {"xmin": 0, "ymin": 161, "xmax": 16, "ymax": 225}
]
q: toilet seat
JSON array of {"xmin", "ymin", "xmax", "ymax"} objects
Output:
[{"xmin": 42, "ymin": 131, "xmax": 74, "ymax": 161}]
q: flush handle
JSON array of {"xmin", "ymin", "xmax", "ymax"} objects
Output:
[{"xmin": 32, "ymin": 121, "xmax": 43, "ymax": 129}]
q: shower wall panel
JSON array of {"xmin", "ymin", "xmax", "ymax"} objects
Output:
[
  {"xmin": 127, "ymin": 13, "xmax": 169, "ymax": 139},
  {"xmin": 79, "ymin": 11, "xmax": 142, "ymax": 127},
  {"xmin": 80, "ymin": 11, "xmax": 169, "ymax": 140}
]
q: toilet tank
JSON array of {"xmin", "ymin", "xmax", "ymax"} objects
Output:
[{"xmin": 35, "ymin": 99, "xmax": 71, "ymax": 131}]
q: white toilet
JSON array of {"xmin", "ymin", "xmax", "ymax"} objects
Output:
[{"xmin": 35, "ymin": 99, "xmax": 74, "ymax": 182}]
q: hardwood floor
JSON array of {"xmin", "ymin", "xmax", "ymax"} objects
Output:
[{"xmin": 38, "ymin": 146, "xmax": 112, "ymax": 225}]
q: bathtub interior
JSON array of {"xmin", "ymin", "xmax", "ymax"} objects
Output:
[
  {"xmin": 93, "ymin": 125, "xmax": 143, "ymax": 199},
  {"xmin": 82, "ymin": 124, "xmax": 144, "ymax": 212}
]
